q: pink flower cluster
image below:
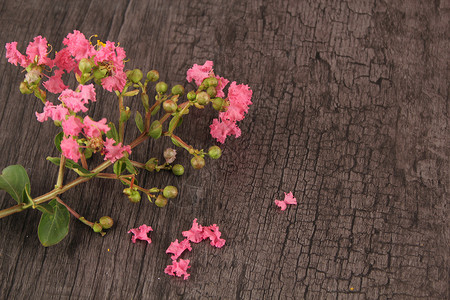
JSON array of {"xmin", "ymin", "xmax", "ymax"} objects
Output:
[
  {"xmin": 6, "ymin": 30, "xmax": 128, "ymax": 93},
  {"xmin": 128, "ymin": 224, "xmax": 153, "ymax": 244},
  {"xmin": 186, "ymin": 61, "xmax": 253, "ymax": 143},
  {"xmin": 164, "ymin": 218, "xmax": 225, "ymax": 280},
  {"xmin": 274, "ymin": 191, "xmax": 297, "ymax": 211}
]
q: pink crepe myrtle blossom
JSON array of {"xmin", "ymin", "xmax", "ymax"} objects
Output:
[
  {"xmin": 63, "ymin": 30, "xmax": 95, "ymax": 61},
  {"xmin": 128, "ymin": 224, "xmax": 153, "ymax": 244},
  {"xmin": 182, "ymin": 218, "xmax": 205, "ymax": 243},
  {"xmin": 62, "ymin": 115, "xmax": 84, "ymax": 136},
  {"xmin": 102, "ymin": 138, "xmax": 131, "ymax": 163},
  {"xmin": 43, "ymin": 69, "xmax": 68, "ymax": 94},
  {"xmin": 83, "ymin": 116, "xmax": 109, "ymax": 138},
  {"xmin": 202, "ymin": 224, "xmax": 226, "ymax": 248},
  {"xmin": 209, "ymin": 118, "xmax": 241, "ymax": 144},
  {"xmin": 274, "ymin": 191, "xmax": 297, "ymax": 211},
  {"xmin": 35, "ymin": 101, "xmax": 69, "ymax": 122},
  {"xmin": 186, "ymin": 60, "xmax": 214, "ymax": 86},
  {"xmin": 219, "ymin": 82, "xmax": 253, "ymax": 122},
  {"xmin": 166, "ymin": 238, "xmax": 192, "ymax": 260},
  {"xmin": 164, "ymin": 259, "xmax": 191, "ymax": 280},
  {"xmin": 215, "ymin": 76, "xmax": 229, "ymax": 98},
  {"xmin": 78, "ymin": 84, "xmax": 96, "ymax": 103},
  {"xmin": 26, "ymin": 35, "xmax": 52, "ymax": 67},
  {"xmin": 5, "ymin": 42, "xmax": 27, "ymax": 67},
  {"xmin": 101, "ymin": 70, "xmax": 127, "ymax": 92},
  {"xmin": 60, "ymin": 136, "xmax": 81, "ymax": 162},
  {"xmin": 53, "ymin": 48, "xmax": 77, "ymax": 72},
  {"xmin": 58, "ymin": 89, "xmax": 88, "ymax": 113}
]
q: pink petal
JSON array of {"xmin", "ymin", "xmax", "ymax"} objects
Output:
[
  {"xmin": 215, "ymin": 76, "xmax": 229, "ymax": 98},
  {"xmin": 274, "ymin": 200, "xmax": 287, "ymax": 211},
  {"xmin": 182, "ymin": 218, "xmax": 205, "ymax": 243},
  {"xmin": 43, "ymin": 69, "xmax": 68, "ymax": 94},
  {"xmin": 62, "ymin": 115, "xmax": 84, "ymax": 136},
  {"xmin": 5, "ymin": 42, "xmax": 27, "ymax": 67},
  {"xmin": 166, "ymin": 238, "xmax": 192, "ymax": 260},
  {"xmin": 63, "ymin": 30, "xmax": 95, "ymax": 61},
  {"xmin": 83, "ymin": 116, "xmax": 109, "ymax": 138},
  {"xmin": 186, "ymin": 61, "xmax": 214, "ymax": 86},
  {"xmin": 203, "ymin": 224, "xmax": 226, "ymax": 248},
  {"xmin": 103, "ymin": 138, "xmax": 131, "ymax": 163},
  {"xmin": 128, "ymin": 224, "xmax": 153, "ymax": 244},
  {"xmin": 165, "ymin": 259, "xmax": 191, "ymax": 280},
  {"xmin": 210, "ymin": 118, "xmax": 241, "ymax": 144},
  {"xmin": 26, "ymin": 36, "xmax": 52, "ymax": 66},
  {"xmin": 284, "ymin": 192, "xmax": 297, "ymax": 205},
  {"xmin": 60, "ymin": 136, "xmax": 81, "ymax": 162}
]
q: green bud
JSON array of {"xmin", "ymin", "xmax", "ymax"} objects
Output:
[
  {"xmin": 172, "ymin": 164, "xmax": 184, "ymax": 176},
  {"xmin": 163, "ymin": 186, "xmax": 178, "ymax": 199},
  {"xmin": 128, "ymin": 69, "xmax": 143, "ymax": 83},
  {"xmin": 123, "ymin": 188, "xmax": 132, "ymax": 196},
  {"xmin": 79, "ymin": 58, "xmax": 93, "ymax": 73},
  {"xmin": 208, "ymin": 146, "xmax": 222, "ymax": 159},
  {"xmin": 163, "ymin": 100, "xmax": 177, "ymax": 113},
  {"xmin": 19, "ymin": 82, "xmax": 33, "ymax": 94},
  {"xmin": 156, "ymin": 81, "xmax": 168, "ymax": 94},
  {"xmin": 203, "ymin": 77, "xmax": 218, "ymax": 87},
  {"xmin": 171, "ymin": 84, "xmax": 185, "ymax": 96},
  {"xmin": 187, "ymin": 91, "xmax": 196, "ymax": 101},
  {"xmin": 93, "ymin": 223, "xmax": 103, "ymax": 233},
  {"xmin": 99, "ymin": 216, "xmax": 114, "ymax": 229},
  {"xmin": 148, "ymin": 120, "xmax": 162, "ymax": 139},
  {"xmin": 212, "ymin": 97, "xmax": 226, "ymax": 111},
  {"xmin": 147, "ymin": 70, "xmax": 159, "ymax": 82},
  {"xmin": 129, "ymin": 190, "xmax": 141, "ymax": 203},
  {"xmin": 84, "ymin": 148, "xmax": 93, "ymax": 159},
  {"xmin": 206, "ymin": 86, "xmax": 217, "ymax": 98},
  {"xmin": 191, "ymin": 156, "xmax": 205, "ymax": 169},
  {"xmin": 155, "ymin": 195, "xmax": 168, "ymax": 207},
  {"xmin": 93, "ymin": 68, "xmax": 107, "ymax": 79},
  {"xmin": 196, "ymin": 91, "xmax": 210, "ymax": 105}
]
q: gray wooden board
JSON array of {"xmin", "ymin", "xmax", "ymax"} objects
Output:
[{"xmin": 0, "ymin": 0, "xmax": 448, "ymax": 299}]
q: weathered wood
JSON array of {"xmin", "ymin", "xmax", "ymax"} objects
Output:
[{"xmin": 0, "ymin": 0, "xmax": 448, "ymax": 299}]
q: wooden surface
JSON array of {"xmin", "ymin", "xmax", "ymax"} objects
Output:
[{"xmin": 0, "ymin": 0, "xmax": 448, "ymax": 299}]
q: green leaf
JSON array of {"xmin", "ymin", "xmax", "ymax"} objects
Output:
[
  {"xmin": 54, "ymin": 132, "xmax": 64, "ymax": 153},
  {"xmin": 135, "ymin": 111, "xmax": 144, "ymax": 133},
  {"xmin": 106, "ymin": 122, "xmax": 119, "ymax": 142},
  {"xmin": 0, "ymin": 165, "xmax": 31, "ymax": 204},
  {"xmin": 113, "ymin": 160, "xmax": 126, "ymax": 176},
  {"xmin": 148, "ymin": 120, "xmax": 162, "ymax": 139},
  {"xmin": 124, "ymin": 158, "xmax": 137, "ymax": 175},
  {"xmin": 169, "ymin": 116, "xmax": 183, "ymax": 132},
  {"xmin": 38, "ymin": 199, "xmax": 70, "ymax": 247},
  {"xmin": 36, "ymin": 203, "xmax": 54, "ymax": 214},
  {"xmin": 123, "ymin": 89, "xmax": 140, "ymax": 97},
  {"xmin": 46, "ymin": 157, "xmax": 91, "ymax": 175},
  {"xmin": 151, "ymin": 104, "xmax": 160, "ymax": 116}
]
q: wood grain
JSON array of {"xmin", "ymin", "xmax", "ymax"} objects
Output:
[{"xmin": 0, "ymin": 0, "xmax": 448, "ymax": 299}]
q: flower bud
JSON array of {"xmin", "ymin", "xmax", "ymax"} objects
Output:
[
  {"xmin": 172, "ymin": 164, "xmax": 184, "ymax": 176},
  {"xmin": 79, "ymin": 58, "xmax": 93, "ymax": 73},
  {"xmin": 128, "ymin": 69, "xmax": 143, "ymax": 83},
  {"xmin": 206, "ymin": 86, "xmax": 217, "ymax": 98},
  {"xmin": 93, "ymin": 68, "xmax": 107, "ymax": 79},
  {"xmin": 208, "ymin": 146, "xmax": 222, "ymax": 159},
  {"xmin": 92, "ymin": 223, "xmax": 103, "ymax": 233},
  {"xmin": 191, "ymin": 156, "xmax": 205, "ymax": 169},
  {"xmin": 19, "ymin": 82, "xmax": 33, "ymax": 94},
  {"xmin": 196, "ymin": 91, "xmax": 210, "ymax": 105},
  {"xmin": 147, "ymin": 70, "xmax": 159, "ymax": 82},
  {"xmin": 187, "ymin": 91, "xmax": 196, "ymax": 101},
  {"xmin": 212, "ymin": 97, "xmax": 226, "ymax": 111},
  {"xmin": 128, "ymin": 190, "xmax": 141, "ymax": 203},
  {"xmin": 171, "ymin": 84, "xmax": 184, "ymax": 96},
  {"xmin": 123, "ymin": 187, "xmax": 132, "ymax": 196},
  {"xmin": 155, "ymin": 195, "xmax": 168, "ymax": 207},
  {"xmin": 99, "ymin": 216, "xmax": 114, "ymax": 229},
  {"xmin": 156, "ymin": 81, "xmax": 168, "ymax": 94},
  {"xmin": 163, "ymin": 100, "xmax": 177, "ymax": 113},
  {"xmin": 203, "ymin": 77, "xmax": 218, "ymax": 87},
  {"xmin": 148, "ymin": 120, "xmax": 162, "ymax": 139},
  {"xmin": 163, "ymin": 148, "xmax": 177, "ymax": 164},
  {"xmin": 163, "ymin": 186, "xmax": 178, "ymax": 199},
  {"xmin": 145, "ymin": 158, "xmax": 158, "ymax": 172}
]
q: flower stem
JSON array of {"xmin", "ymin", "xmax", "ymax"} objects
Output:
[
  {"xmin": 55, "ymin": 197, "xmax": 94, "ymax": 227},
  {"xmin": 55, "ymin": 154, "xmax": 66, "ymax": 189}
]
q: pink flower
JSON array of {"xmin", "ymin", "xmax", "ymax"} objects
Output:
[
  {"xmin": 83, "ymin": 116, "xmax": 109, "ymax": 138},
  {"xmin": 209, "ymin": 118, "xmax": 241, "ymax": 144},
  {"xmin": 202, "ymin": 224, "xmax": 226, "ymax": 248},
  {"xmin": 186, "ymin": 61, "xmax": 213, "ymax": 86},
  {"xmin": 215, "ymin": 76, "xmax": 229, "ymax": 98},
  {"xmin": 62, "ymin": 115, "xmax": 84, "ymax": 136},
  {"xmin": 35, "ymin": 101, "xmax": 69, "ymax": 122},
  {"xmin": 101, "ymin": 70, "xmax": 127, "ymax": 92},
  {"xmin": 166, "ymin": 239, "xmax": 192, "ymax": 260},
  {"xmin": 26, "ymin": 36, "xmax": 52, "ymax": 67},
  {"xmin": 219, "ymin": 82, "xmax": 253, "ymax": 122},
  {"xmin": 58, "ymin": 89, "xmax": 88, "ymax": 113},
  {"xmin": 94, "ymin": 41, "xmax": 126, "ymax": 68},
  {"xmin": 5, "ymin": 42, "xmax": 27, "ymax": 67},
  {"xmin": 182, "ymin": 218, "xmax": 205, "ymax": 243},
  {"xmin": 60, "ymin": 136, "xmax": 81, "ymax": 162},
  {"xmin": 77, "ymin": 84, "xmax": 96, "ymax": 103},
  {"xmin": 54, "ymin": 48, "xmax": 76, "ymax": 72},
  {"xmin": 103, "ymin": 138, "xmax": 131, "ymax": 163},
  {"xmin": 164, "ymin": 259, "xmax": 191, "ymax": 280},
  {"xmin": 275, "ymin": 191, "xmax": 297, "ymax": 211},
  {"xmin": 128, "ymin": 224, "xmax": 153, "ymax": 244},
  {"xmin": 43, "ymin": 69, "xmax": 68, "ymax": 94},
  {"xmin": 63, "ymin": 30, "xmax": 95, "ymax": 61}
]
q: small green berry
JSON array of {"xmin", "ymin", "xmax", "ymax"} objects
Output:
[
  {"xmin": 171, "ymin": 84, "xmax": 185, "ymax": 96},
  {"xmin": 163, "ymin": 186, "xmax": 178, "ymax": 199},
  {"xmin": 93, "ymin": 223, "xmax": 103, "ymax": 233},
  {"xmin": 191, "ymin": 156, "xmax": 205, "ymax": 169},
  {"xmin": 212, "ymin": 97, "xmax": 226, "ymax": 111},
  {"xmin": 128, "ymin": 69, "xmax": 143, "ymax": 83},
  {"xmin": 123, "ymin": 188, "xmax": 132, "ymax": 196},
  {"xmin": 155, "ymin": 81, "xmax": 168, "ymax": 94},
  {"xmin": 187, "ymin": 91, "xmax": 196, "ymax": 101},
  {"xmin": 163, "ymin": 100, "xmax": 177, "ymax": 113},
  {"xmin": 147, "ymin": 70, "xmax": 159, "ymax": 81},
  {"xmin": 128, "ymin": 190, "xmax": 141, "ymax": 203},
  {"xmin": 196, "ymin": 91, "xmax": 210, "ymax": 105},
  {"xmin": 206, "ymin": 86, "xmax": 217, "ymax": 97},
  {"xmin": 208, "ymin": 146, "xmax": 222, "ymax": 159},
  {"xmin": 99, "ymin": 216, "xmax": 114, "ymax": 229},
  {"xmin": 155, "ymin": 195, "xmax": 168, "ymax": 207},
  {"xmin": 172, "ymin": 164, "xmax": 184, "ymax": 176}
]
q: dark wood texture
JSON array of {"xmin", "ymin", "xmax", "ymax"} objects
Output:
[{"xmin": 0, "ymin": 0, "xmax": 448, "ymax": 299}]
